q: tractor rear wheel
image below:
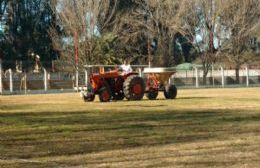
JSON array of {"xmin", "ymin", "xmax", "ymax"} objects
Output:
[
  {"xmin": 164, "ymin": 84, "xmax": 177, "ymax": 99},
  {"xmin": 124, "ymin": 75, "xmax": 145, "ymax": 101},
  {"xmin": 99, "ymin": 82, "xmax": 112, "ymax": 102},
  {"xmin": 146, "ymin": 90, "xmax": 158, "ymax": 100}
]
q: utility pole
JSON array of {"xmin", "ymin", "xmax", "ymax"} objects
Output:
[{"xmin": 144, "ymin": 1, "xmax": 151, "ymax": 68}]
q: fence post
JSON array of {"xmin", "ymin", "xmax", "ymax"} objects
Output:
[
  {"xmin": 221, "ymin": 66, "xmax": 225, "ymax": 88},
  {"xmin": 138, "ymin": 68, "xmax": 142, "ymax": 77},
  {"xmin": 195, "ymin": 67, "xmax": 199, "ymax": 88},
  {"xmin": 246, "ymin": 66, "xmax": 249, "ymax": 87},
  {"xmin": 0, "ymin": 59, "xmax": 2, "ymax": 94},
  {"xmin": 9, "ymin": 69, "xmax": 13, "ymax": 93},
  {"xmin": 43, "ymin": 68, "xmax": 48, "ymax": 92}
]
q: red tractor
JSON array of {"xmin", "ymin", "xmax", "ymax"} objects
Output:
[
  {"xmin": 82, "ymin": 69, "xmax": 145, "ymax": 102},
  {"xmin": 82, "ymin": 67, "xmax": 177, "ymax": 102}
]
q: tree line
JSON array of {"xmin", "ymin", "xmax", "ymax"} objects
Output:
[
  {"xmin": 0, "ymin": 0, "xmax": 58, "ymax": 71},
  {"xmin": 0, "ymin": 0, "xmax": 259, "ymax": 83}
]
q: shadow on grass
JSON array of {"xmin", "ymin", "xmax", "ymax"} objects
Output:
[
  {"xmin": 104, "ymin": 96, "xmax": 214, "ymax": 103},
  {"xmin": 124, "ymin": 104, "xmax": 167, "ymax": 108},
  {"xmin": 177, "ymin": 97, "xmax": 214, "ymax": 100},
  {"xmin": 0, "ymin": 109, "xmax": 259, "ymax": 160}
]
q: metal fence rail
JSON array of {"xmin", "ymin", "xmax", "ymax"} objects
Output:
[{"xmin": 0, "ymin": 64, "xmax": 260, "ymax": 95}]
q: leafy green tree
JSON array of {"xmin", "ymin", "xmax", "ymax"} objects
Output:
[
  {"xmin": 92, "ymin": 33, "xmax": 121, "ymax": 65},
  {"xmin": 0, "ymin": 0, "xmax": 7, "ymax": 61},
  {"xmin": 3, "ymin": 0, "xmax": 57, "ymax": 71}
]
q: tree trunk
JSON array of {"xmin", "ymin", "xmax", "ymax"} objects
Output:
[
  {"xmin": 203, "ymin": 71, "xmax": 208, "ymax": 85},
  {"xmin": 209, "ymin": 31, "xmax": 214, "ymax": 53},
  {"xmin": 168, "ymin": 37, "xmax": 174, "ymax": 66},
  {"xmin": 235, "ymin": 66, "xmax": 240, "ymax": 84},
  {"xmin": 157, "ymin": 37, "xmax": 166, "ymax": 67},
  {"xmin": 202, "ymin": 61, "xmax": 209, "ymax": 85}
]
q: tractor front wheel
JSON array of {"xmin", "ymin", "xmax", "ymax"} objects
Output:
[
  {"xmin": 164, "ymin": 84, "xmax": 177, "ymax": 99},
  {"xmin": 124, "ymin": 75, "xmax": 145, "ymax": 101},
  {"xmin": 83, "ymin": 94, "xmax": 95, "ymax": 102},
  {"xmin": 99, "ymin": 82, "xmax": 112, "ymax": 102}
]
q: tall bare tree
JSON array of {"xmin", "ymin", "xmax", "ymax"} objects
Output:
[
  {"xmin": 177, "ymin": 0, "xmax": 223, "ymax": 83},
  {"xmin": 111, "ymin": 0, "xmax": 196, "ymax": 66},
  {"xmin": 219, "ymin": 0, "xmax": 260, "ymax": 83},
  {"xmin": 50, "ymin": 0, "xmax": 118, "ymax": 69},
  {"xmin": 113, "ymin": 0, "xmax": 222, "ymax": 72}
]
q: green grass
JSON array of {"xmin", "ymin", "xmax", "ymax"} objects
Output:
[{"xmin": 0, "ymin": 88, "xmax": 260, "ymax": 168}]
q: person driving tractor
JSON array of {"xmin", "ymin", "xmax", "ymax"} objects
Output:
[{"xmin": 119, "ymin": 59, "xmax": 132, "ymax": 73}]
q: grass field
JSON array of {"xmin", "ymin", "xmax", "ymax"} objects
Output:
[{"xmin": 0, "ymin": 88, "xmax": 260, "ymax": 168}]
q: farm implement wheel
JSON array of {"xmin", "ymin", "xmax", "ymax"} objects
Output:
[
  {"xmin": 124, "ymin": 75, "xmax": 145, "ymax": 101},
  {"xmin": 146, "ymin": 90, "xmax": 159, "ymax": 100},
  {"xmin": 164, "ymin": 84, "xmax": 177, "ymax": 99},
  {"xmin": 99, "ymin": 82, "xmax": 112, "ymax": 102}
]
